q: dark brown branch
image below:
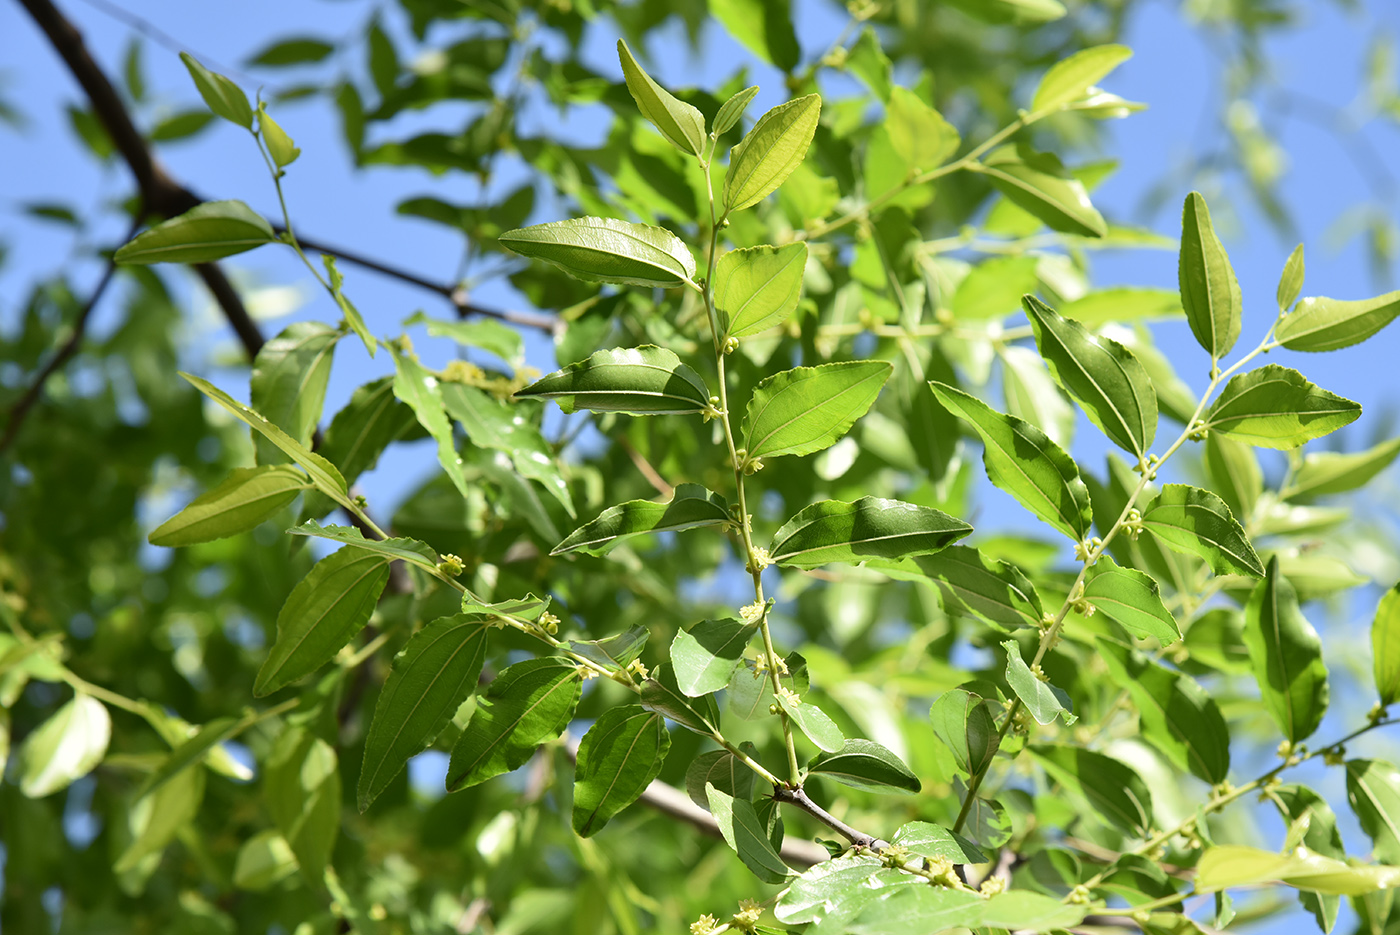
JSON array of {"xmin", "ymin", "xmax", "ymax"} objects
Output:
[
  {"xmin": 772, "ymin": 786, "xmax": 888, "ymax": 851},
  {"xmin": 0, "ymin": 223, "xmax": 134, "ymax": 454}
]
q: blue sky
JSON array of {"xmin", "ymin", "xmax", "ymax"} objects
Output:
[{"xmin": 4, "ymin": 1, "xmax": 1400, "ymax": 930}]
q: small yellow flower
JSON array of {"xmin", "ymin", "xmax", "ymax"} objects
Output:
[
  {"xmin": 578, "ymin": 666, "xmax": 599, "ymax": 681},
  {"xmin": 733, "ymin": 899, "xmax": 763, "ymax": 925},
  {"xmin": 740, "ymin": 601, "xmax": 765, "ymax": 623},
  {"xmin": 776, "ymin": 686, "xmax": 802, "ymax": 708},
  {"xmin": 978, "ymin": 876, "xmax": 1005, "ymax": 896},
  {"xmin": 690, "ymin": 914, "xmax": 719, "ymax": 935},
  {"xmin": 627, "ymin": 658, "xmax": 650, "ymax": 679}
]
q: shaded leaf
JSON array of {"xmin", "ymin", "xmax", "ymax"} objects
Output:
[
  {"xmin": 115, "ymin": 200, "xmax": 275, "ymax": 264},
  {"xmin": 1244, "ymin": 557, "xmax": 1329, "ymax": 743},
  {"xmin": 572, "ymin": 706, "xmax": 670, "ymax": 836},
  {"xmin": 768, "ymin": 496, "xmax": 971, "ymax": 569},
  {"xmin": 446, "ymin": 658, "xmax": 580, "ymax": 791},
  {"xmin": 980, "ymin": 146, "xmax": 1106, "ymax": 238},
  {"xmin": 517, "ymin": 346, "xmax": 711, "ymax": 416},
  {"xmin": 929, "ymin": 689, "xmax": 999, "ymax": 776},
  {"xmin": 1346, "ymin": 760, "xmax": 1400, "ymax": 864},
  {"xmin": 561, "ymin": 625, "xmax": 649, "ymax": 673},
  {"xmin": 286, "ymin": 522, "xmax": 438, "ymax": 572},
  {"xmin": 1141, "ymin": 483, "xmax": 1264, "ymax": 577},
  {"xmin": 390, "ymin": 346, "xmax": 473, "ymax": 498},
  {"xmin": 250, "ymin": 322, "xmax": 339, "ymax": 464},
  {"xmin": 1002, "ymin": 639, "xmax": 1076, "ymax": 725},
  {"xmin": 500, "ymin": 217, "xmax": 697, "ymax": 288},
  {"xmin": 1029, "ymin": 744, "xmax": 1154, "ymax": 834},
  {"xmin": 808, "ymin": 738, "xmax": 921, "ymax": 793},
  {"xmin": 877, "ymin": 545, "xmax": 1044, "ymax": 631},
  {"xmin": 685, "ymin": 750, "xmax": 753, "ymax": 809},
  {"xmin": 670, "ymin": 618, "xmax": 755, "ymax": 697},
  {"xmin": 264, "ymin": 726, "xmax": 339, "ymax": 882},
  {"xmin": 617, "ymin": 39, "xmax": 705, "ymax": 156},
  {"xmin": 552, "ymin": 484, "xmax": 729, "ymax": 556},
  {"xmin": 150, "ymin": 465, "xmax": 309, "ymax": 547},
  {"xmin": 706, "ymin": 784, "xmax": 792, "ymax": 883},
  {"xmin": 1084, "ymin": 555, "xmax": 1181, "ymax": 643},
  {"xmin": 639, "ymin": 663, "xmax": 721, "ymax": 735},
  {"xmin": 1374, "ymin": 584, "xmax": 1400, "ymax": 706},
  {"xmin": 1283, "ymin": 436, "xmax": 1400, "ymax": 501}
]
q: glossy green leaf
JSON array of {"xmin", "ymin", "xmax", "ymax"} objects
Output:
[
  {"xmin": 670, "ymin": 618, "xmax": 755, "ymax": 697},
  {"xmin": 890, "ymin": 822, "xmax": 986, "ymax": 864},
  {"xmin": 980, "ymin": 146, "xmax": 1107, "ymax": 238},
  {"xmin": 115, "ymin": 200, "xmax": 275, "ymax": 264},
  {"xmin": 1084, "ymin": 555, "xmax": 1181, "ymax": 643},
  {"xmin": 1097, "ymin": 637, "xmax": 1231, "ymax": 783},
  {"xmin": 930, "ymin": 689, "xmax": 999, "ymax": 776},
  {"xmin": 715, "ymin": 242, "xmax": 807, "ymax": 339},
  {"xmin": 1031, "ymin": 44, "xmax": 1132, "ymax": 113},
  {"xmin": 390, "ymin": 345, "xmax": 473, "ymax": 498},
  {"xmin": 768, "ymin": 496, "xmax": 971, "ymax": 569},
  {"xmin": 616, "ymin": 39, "xmax": 705, "ymax": 156},
  {"xmin": 639, "ymin": 662, "xmax": 721, "ymax": 735},
  {"xmin": 724, "ymin": 94, "xmax": 821, "ymax": 212},
  {"xmin": 1244, "ymin": 557, "xmax": 1329, "ymax": 743},
  {"xmin": 1283, "ymin": 437, "xmax": 1400, "ymax": 501},
  {"xmin": 1374, "ymin": 584, "xmax": 1400, "ymax": 706},
  {"xmin": 264, "ymin": 726, "xmax": 339, "ymax": 882},
  {"xmin": 1346, "ymin": 759, "xmax": 1400, "ymax": 864},
  {"xmin": 885, "ymin": 86, "xmax": 959, "ymax": 171},
  {"xmin": 713, "ymin": 85, "xmax": 760, "ymax": 136},
  {"xmin": 250, "ymin": 321, "xmax": 339, "ymax": 464},
  {"xmin": 500, "ymin": 217, "xmax": 696, "ymax": 288},
  {"xmin": 776, "ymin": 691, "xmax": 844, "ymax": 753},
  {"xmin": 1178, "ymin": 192, "xmax": 1242, "ymax": 360},
  {"xmin": 149, "ymin": 465, "xmax": 309, "ymax": 547},
  {"xmin": 180, "ymin": 373, "xmax": 349, "ymax": 504},
  {"xmin": 1003, "ymin": 640, "xmax": 1076, "ymax": 725},
  {"xmin": 517, "ymin": 346, "xmax": 711, "ymax": 416},
  {"xmin": 439, "ymin": 382, "xmax": 573, "ymax": 515},
  {"xmin": 1060, "ymin": 287, "xmax": 1183, "ymax": 327},
  {"xmin": 572, "ymin": 706, "xmax": 670, "ymax": 837},
  {"xmin": 552, "ymin": 484, "xmax": 730, "ymax": 556},
  {"xmin": 808, "ymin": 738, "xmax": 920, "ymax": 793},
  {"xmin": 19, "ymin": 693, "xmax": 110, "ymax": 798},
  {"xmin": 180, "ymin": 52, "xmax": 253, "ymax": 128},
  {"xmin": 685, "ymin": 750, "xmax": 753, "ymax": 808},
  {"xmin": 1023, "ymin": 295, "xmax": 1157, "ymax": 456},
  {"xmin": 1276, "ymin": 289, "xmax": 1400, "ymax": 352},
  {"xmin": 1141, "ymin": 483, "xmax": 1264, "ymax": 577},
  {"xmin": 1029, "ymin": 744, "xmax": 1154, "ymax": 834},
  {"xmin": 254, "ymin": 547, "xmax": 389, "ymax": 696},
  {"xmin": 776, "ymin": 855, "xmax": 923, "ymax": 928},
  {"xmin": 706, "ymin": 784, "xmax": 792, "ymax": 883},
  {"xmin": 932, "ymin": 381, "xmax": 1091, "ymax": 541},
  {"xmin": 880, "ymin": 545, "xmax": 1044, "ymax": 631},
  {"xmin": 1205, "ymin": 365, "xmax": 1361, "ymax": 449},
  {"xmin": 561, "ymin": 625, "xmax": 649, "ymax": 673},
  {"xmin": 1205, "ymin": 432, "xmax": 1263, "ymax": 520},
  {"xmin": 358, "ymin": 615, "xmax": 490, "ymax": 810},
  {"xmin": 286, "ymin": 522, "xmax": 438, "ymax": 572},
  {"xmin": 741, "ymin": 360, "xmax": 892, "ymax": 461},
  {"xmin": 848, "ymin": 885, "xmax": 989, "ymax": 935},
  {"xmin": 446, "ymin": 658, "xmax": 581, "ymax": 791},
  {"xmin": 1277, "ymin": 243, "xmax": 1305, "ymax": 311}
]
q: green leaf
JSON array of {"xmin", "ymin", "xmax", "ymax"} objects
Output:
[
  {"xmin": 572, "ymin": 706, "xmax": 670, "ymax": 837},
  {"xmin": 232, "ymin": 830, "xmax": 297, "ymax": 891},
  {"xmin": 114, "ymin": 200, "xmax": 276, "ymax": 264},
  {"xmin": 321, "ymin": 254, "xmax": 375, "ymax": 357},
  {"xmin": 254, "ymin": 547, "xmax": 389, "ymax": 696},
  {"xmin": 1277, "ymin": 243, "xmax": 1305, "ymax": 311},
  {"xmin": 116, "ymin": 762, "xmax": 205, "ymax": 874},
  {"xmin": 930, "ymin": 689, "xmax": 999, "ymax": 776},
  {"xmin": 390, "ymin": 346, "xmax": 473, "ymax": 499},
  {"xmin": 944, "ymin": 0, "xmax": 1067, "ymax": 23},
  {"xmin": 617, "ymin": 39, "xmax": 705, "ymax": 156},
  {"xmin": 517, "ymin": 346, "xmax": 711, "ymax": 416},
  {"xmin": 890, "ymin": 822, "xmax": 986, "ymax": 864},
  {"xmin": 1023, "ymin": 295, "xmax": 1157, "ymax": 456},
  {"xmin": 180, "ymin": 52, "xmax": 253, "ymax": 128},
  {"xmin": 246, "ymin": 37, "xmax": 335, "ymax": 67},
  {"xmin": 1032, "ymin": 44, "xmax": 1133, "ymax": 113},
  {"xmin": 1001, "ymin": 343, "xmax": 1076, "ymax": 447},
  {"xmin": 931, "ymin": 381, "xmax": 1091, "ymax": 541},
  {"xmin": 724, "ymin": 94, "xmax": 821, "ymax": 212},
  {"xmin": 741, "ymin": 360, "xmax": 892, "ymax": 462},
  {"xmin": 1276, "ymin": 289, "xmax": 1400, "ymax": 352},
  {"xmin": 982, "ymin": 891, "xmax": 1088, "ymax": 930},
  {"xmin": 149, "ymin": 465, "xmax": 309, "ymax": 547},
  {"xmin": 258, "ymin": 105, "xmax": 300, "ymax": 167},
  {"xmin": 1028, "ymin": 744, "xmax": 1155, "ymax": 835},
  {"xmin": 777, "ymin": 856, "xmax": 923, "ymax": 928},
  {"xmin": 264, "ymin": 726, "xmax": 339, "ymax": 882},
  {"xmin": 180, "ymin": 373, "xmax": 349, "ymax": 504},
  {"xmin": 1178, "ymin": 192, "xmax": 1243, "ymax": 360},
  {"xmin": 1002, "ymin": 640, "xmax": 1076, "ymax": 725},
  {"xmin": 1059, "ymin": 287, "xmax": 1184, "ymax": 327},
  {"xmin": 777, "ymin": 692, "xmax": 844, "ymax": 753},
  {"xmin": 500, "ymin": 217, "xmax": 697, "ymax": 288},
  {"xmin": 768, "ymin": 496, "xmax": 972, "ymax": 569},
  {"xmin": 1283, "ymin": 436, "xmax": 1400, "ymax": 501},
  {"xmin": 885, "ymin": 86, "xmax": 959, "ymax": 171},
  {"xmin": 358, "ymin": 615, "xmax": 490, "ymax": 810},
  {"xmin": 1346, "ymin": 759, "xmax": 1400, "ymax": 864},
  {"xmin": 709, "ymin": 0, "xmax": 800, "ymax": 71},
  {"xmin": 716, "ymin": 242, "xmax": 808, "ymax": 339},
  {"xmin": 552, "ymin": 484, "xmax": 730, "ymax": 556},
  {"xmin": 1274, "ymin": 784, "xmax": 1347, "ymax": 931},
  {"xmin": 1205, "ymin": 432, "xmax": 1263, "ymax": 520},
  {"xmin": 980, "ymin": 147, "xmax": 1107, "ymax": 238},
  {"xmin": 1097, "ymin": 638, "xmax": 1231, "ymax": 783},
  {"xmin": 1204, "ymin": 364, "xmax": 1362, "ymax": 449},
  {"xmin": 561, "ymin": 625, "xmax": 649, "ymax": 673},
  {"xmin": 1374, "ymin": 584, "xmax": 1400, "ymax": 706},
  {"xmin": 1197, "ymin": 844, "xmax": 1400, "ymax": 896},
  {"xmin": 670, "ymin": 618, "xmax": 755, "ymax": 697},
  {"xmin": 952, "ymin": 255, "xmax": 1041, "ymax": 321},
  {"xmin": 1244, "ymin": 557, "xmax": 1330, "ymax": 743},
  {"xmin": 286, "ymin": 522, "xmax": 438, "ymax": 572},
  {"xmin": 879, "ymin": 545, "xmax": 1044, "ymax": 631},
  {"xmin": 136, "ymin": 716, "xmax": 238, "ymax": 800},
  {"xmin": 446, "ymin": 658, "xmax": 581, "ymax": 791},
  {"xmin": 406, "ymin": 311, "xmax": 523, "ymax": 364},
  {"xmin": 706, "ymin": 784, "xmax": 792, "ymax": 883},
  {"xmin": 439, "ymin": 382, "xmax": 573, "ymax": 515},
  {"xmin": 845, "ymin": 27, "xmax": 892, "ymax": 102},
  {"xmin": 847, "ymin": 885, "xmax": 989, "ymax": 935},
  {"xmin": 685, "ymin": 750, "xmax": 754, "ymax": 808},
  {"xmin": 713, "ymin": 85, "xmax": 760, "ymax": 136},
  {"xmin": 19, "ymin": 694, "xmax": 110, "ymax": 798},
  {"xmin": 1084, "ymin": 555, "xmax": 1181, "ymax": 643},
  {"xmin": 639, "ymin": 663, "xmax": 721, "ymax": 735},
  {"xmin": 250, "ymin": 321, "xmax": 339, "ymax": 464},
  {"xmin": 1141, "ymin": 483, "xmax": 1264, "ymax": 578},
  {"xmin": 809, "ymin": 738, "xmax": 920, "ymax": 793}
]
